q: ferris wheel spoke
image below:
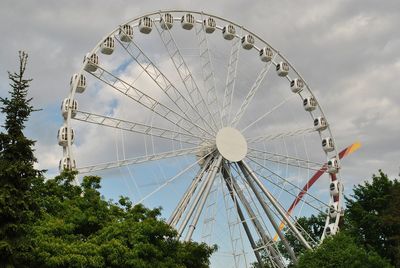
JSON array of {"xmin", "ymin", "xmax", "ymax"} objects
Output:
[
  {"xmin": 221, "ymin": 31, "xmax": 242, "ymax": 126},
  {"xmin": 115, "ymin": 33, "xmax": 214, "ymax": 137},
  {"xmin": 247, "ymin": 127, "xmax": 315, "ymax": 144},
  {"xmin": 241, "ymin": 94, "xmax": 296, "ymax": 132},
  {"xmin": 85, "ymin": 64, "xmax": 213, "ymax": 139},
  {"xmin": 244, "ymin": 158, "xmax": 329, "ymax": 214},
  {"xmin": 231, "ymin": 56, "xmax": 276, "ymax": 127},
  {"xmin": 77, "ymin": 146, "xmax": 202, "ymax": 174},
  {"xmin": 222, "ymin": 162, "xmax": 286, "ymax": 268},
  {"xmin": 73, "ymin": 110, "xmax": 208, "ymax": 145},
  {"xmin": 153, "ymin": 21, "xmax": 219, "ymax": 133},
  {"xmin": 247, "ymin": 147, "xmax": 325, "ymax": 172},
  {"xmin": 194, "ymin": 16, "xmax": 222, "ymax": 128}
]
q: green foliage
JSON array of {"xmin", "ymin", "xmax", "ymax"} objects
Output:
[
  {"xmin": 28, "ymin": 172, "xmax": 216, "ymax": 267},
  {"xmin": 345, "ymin": 170, "xmax": 400, "ymax": 267},
  {"xmin": 0, "ymin": 51, "xmax": 42, "ymax": 266},
  {"xmin": 297, "ymin": 232, "xmax": 392, "ymax": 268}
]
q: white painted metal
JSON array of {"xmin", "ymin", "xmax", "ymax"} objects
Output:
[{"xmin": 216, "ymin": 127, "xmax": 247, "ymax": 162}]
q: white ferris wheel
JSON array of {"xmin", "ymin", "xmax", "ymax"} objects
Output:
[{"xmin": 59, "ymin": 10, "xmax": 343, "ymax": 267}]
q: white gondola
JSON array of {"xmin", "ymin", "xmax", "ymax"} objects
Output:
[
  {"xmin": 61, "ymin": 98, "xmax": 78, "ymax": 119},
  {"xmin": 83, "ymin": 53, "xmax": 98, "ymax": 72},
  {"xmin": 57, "ymin": 126, "xmax": 74, "ymax": 146},
  {"xmin": 329, "ymin": 202, "xmax": 339, "ymax": 218},
  {"xmin": 330, "ymin": 180, "xmax": 341, "ymax": 196},
  {"xmin": 161, "ymin": 13, "xmax": 174, "ymax": 30},
  {"xmin": 181, "ymin": 13, "xmax": 195, "ymax": 30},
  {"xmin": 59, "ymin": 157, "xmax": 76, "ymax": 171},
  {"xmin": 118, "ymin": 24, "xmax": 133, "ymax": 42},
  {"xmin": 303, "ymin": 96, "xmax": 317, "ymax": 111},
  {"xmin": 203, "ymin": 17, "xmax": 216, "ymax": 33},
  {"xmin": 325, "ymin": 223, "xmax": 338, "ymax": 236},
  {"xmin": 222, "ymin": 24, "xmax": 236, "ymax": 40},
  {"xmin": 139, "ymin": 16, "xmax": 153, "ymax": 34},
  {"xmin": 259, "ymin": 47, "xmax": 273, "ymax": 62},
  {"xmin": 322, "ymin": 137, "xmax": 335, "ymax": 152},
  {"xmin": 70, "ymin": 73, "xmax": 87, "ymax": 93},
  {"xmin": 100, "ymin": 36, "xmax": 115, "ymax": 55},
  {"xmin": 241, "ymin": 34, "xmax": 255, "ymax": 50},
  {"xmin": 276, "ymin": 62, "xmax": 289, "ymax": 76},
  {"xmin": 327, "ymin": 157, "xmax": 339, "ymax": 174},
  {"xmin": 314, "ymin": 116, "xmax": 328, "ymax": 131},
  {"xmin": 290, "ymin": 78, "xmax": 304, "ymax": 93}
]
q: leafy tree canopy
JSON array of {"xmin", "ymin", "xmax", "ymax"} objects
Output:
[
  {"xmin": 297, "ymin": 232, "xmax": 392, "ymax": 268},
  {"xmin": 345, "ymin": 170, "xmax": 400, "ymax": 267}
]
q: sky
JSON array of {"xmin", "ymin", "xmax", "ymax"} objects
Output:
[{"xmin": 0, "ymin": 0, "xmax": 399, "ymax": 266}]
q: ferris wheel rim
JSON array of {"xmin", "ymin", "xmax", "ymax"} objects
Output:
[{"xmin": 62, "ymin": 9, "xmax": 343, "ymax": 267}]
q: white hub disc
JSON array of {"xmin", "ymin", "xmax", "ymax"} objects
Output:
[{"xmin": 216, "ymin": 127, "xmax": 248, "ymax": 162}]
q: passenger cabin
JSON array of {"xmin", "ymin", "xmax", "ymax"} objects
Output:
[
  {"xmin": 329, "ymin": 202, "xmax": 339, "ymax": 218},
  {"xmin": 119, "ymin": 24, "xmax": 133, "ymax": 42},
  {"xmin": 181, "ymin": 13, "xmax": 195, "ymax": 30},
  {"xmin": 139, "ymin": 17, "xmax": 153, "ymax": 34},
  {"xmin": 325, "ymin": 223, "xmax": 337, "ymax": 236},
  {"xmin": 241, "ymin": 34, "xmax": 255, "ymax": 50},
  {"xmin": 330, "ymin": 180, "xmax": 341, "ymax": 196},
  {"xmin": 322, "ymin": 137, "xmax": 335, "ymax": 152},
  {"xmin": 259, "ymin": 47, "xmax": 273, "ymax": 62},
  {"xmin": 100, "ymin": 36, "xmax": 115, "ymax": 55},
  {"xmin": 314, "ymin": 117, "xmax": 327, "ymax": 131},
  {"xmin": 290, "ymin": 78, "xmax": 304, "ymax": 93},
  {"xmin": 57, "ymin": 126, "xmax": 74, "ymax": 146},
  {"xmin": 61, "ymin": 98, "xmax": 77, "ymax": 119},
  {"xmin": 303, "ymin": 96, "xmax": 317, "ymax": 111},
  {"xmin": 59, "ymin": 157, "xmax": 76, "ymax": 171},
  {"xmin": 161, "ymin": 13, "xmax": 174, "ymax": 30},
  {"xmin": 83, "ymin": 53, "xmax": 98, "ymax": 72},
  {"xmin": 327, "ymin": 157, "xmax": 339, "ymax": 174},
  {"xmin": 222, "ymin": 24, "xmax": 236, "ymax": 40},
  {"xmin": 276, "ymin": 62, "xmax": 289, "ymax": 76},
  {"xmin": 70, "ymin": 73, "xmax": 87, "ymax": 93},
  {"xmin": 203, "ymin": 17, "xmax": 216, "ymax": 33}
]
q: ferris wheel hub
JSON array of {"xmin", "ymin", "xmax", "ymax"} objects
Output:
[{"xmin": 216, "ymin": 127, "xmax": 248, "ymax": 162}]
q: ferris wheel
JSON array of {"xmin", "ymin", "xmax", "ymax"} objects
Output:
[{"xmin": 59, "ymin": 10, "xmax": 343, "ymax": 267}]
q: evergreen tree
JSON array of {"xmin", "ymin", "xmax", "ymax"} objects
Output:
[{"xmin": 0, "ymin": 51, "xmax": 41, "ymax": 266}]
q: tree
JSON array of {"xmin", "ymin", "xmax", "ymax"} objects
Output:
[
  {"xmin": 29, "ymin": 173, "xmax": 217, "ymax": 268},
  {"xmin": 296, "ymin": 232, "xmax": 392, "ymax": 268},
  {"xmin": 345, "ymin": 170, "xmax": 400, "ymax": 267},
  {"xmin": 0, "ymin": 51, "xmax": 42, "ymax": 266}
]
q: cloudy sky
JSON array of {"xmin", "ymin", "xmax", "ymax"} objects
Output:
[
  {"xmin": 1, "ymin": 0, "xmax": 398, "ymax": 180},
  {"xmin": 1, "ymin": 0, "xmax": 399, "ymax": 266}
]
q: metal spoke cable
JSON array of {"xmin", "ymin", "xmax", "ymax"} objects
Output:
[
  {"xmin": 73, "ymin": 110, "xmax": 208, "ymax": 145},
  {"xmin": 77, "ymin": 146, "xmax": 202, "ymax": 174},
  {"xmin": 154, "ymin": 18, "xmax": 219, "ymax": 133},
  {"xmin": 245, "ymin": 157, "xmax": 330, "ymax": 212},
  {"xmin": 241, "ymin": 94, "xmax": 296, "ymax": 132},
  {"xmin": 231, "ymin": 54, "xmax": 277, "ymax": 127},
  {"xmin": 247, "ymin": 127, "xmax": 315, "ymax": 144},
  {"xmin": 221, "ymin": 30, "xmax": 242, "ymax": 126},
  {"xmin": 247, "ymin": 147, "xmax": 324, "ymax": 171},
  {"xmin": 114, "ymin": 31, "xmax": 214, "ymax": 138},
  {"xmin": 85, "ymin": 63, "xmax": 213, "ymax": 139}
]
